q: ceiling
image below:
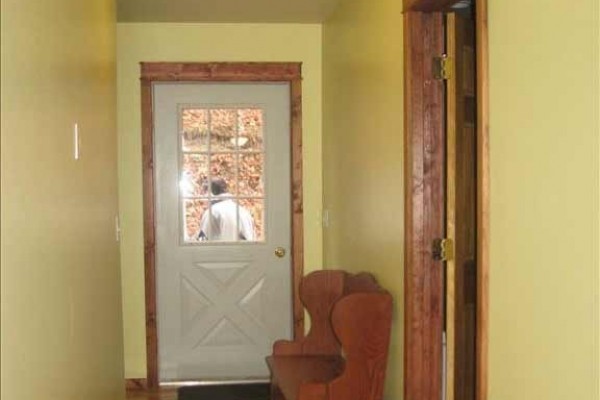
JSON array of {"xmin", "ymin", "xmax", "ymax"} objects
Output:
[{"xmin": 117, "ymin": 0, "xmax": 342, "ymax": 23}]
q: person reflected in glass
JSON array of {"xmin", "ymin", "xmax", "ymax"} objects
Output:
[{"xmin": 197, "ymin": 178, "xmax": 255, "ymax": 241}]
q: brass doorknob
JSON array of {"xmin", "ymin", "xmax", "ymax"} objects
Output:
[{"xmin": 274, "ymin": 247, "xmax": 286, "ymax": 258}]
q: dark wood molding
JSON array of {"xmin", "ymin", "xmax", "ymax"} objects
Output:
[
  {"xmin": 141, "ymin": 62, "xmax": 301, "ymax": 82},
  {"xmin": 290, "ymin": 78, "xmax": 305, "ymax": 340},
  {"xmin": 140, "ymin": 62, "xmax": 304, "ymax": 389},
  {"xmin": 404, "ymin": 0, "xmax": 462, "ymax": 12},
  {"xmin": 402, "ymin": 2, "xmax": 489, "ymax": 400},
  {"xmin": 475, "ymin": 1, "xmax": 490, "ymax": 399},
  {"xmin": 403, "ymin": 11, "xmax": 446, "ymax": 400},
  {"xmin": 125, "ymin": 378, "xmax": 148, "ymax": 391},
  {"xmin": 141, "ymin": 78, "xmax": 159, "ymax": 389}
]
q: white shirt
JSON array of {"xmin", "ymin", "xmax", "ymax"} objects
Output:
[{"xmin": 199, "ymin": 194, "xmax": 255, "ymax": 241}]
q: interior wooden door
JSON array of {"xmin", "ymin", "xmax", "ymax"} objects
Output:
[{"xmin": 445, "ymin": 11, "xmax": 477, "ymax": 400}]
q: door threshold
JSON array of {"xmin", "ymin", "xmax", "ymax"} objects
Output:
[{"xmin": 160, "ymin": 379, "xmax": 270, "ymax": 387}]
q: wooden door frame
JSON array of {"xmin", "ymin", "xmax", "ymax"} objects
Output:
[
  {"xmin": 403, "ymin": 1, "xmax": 489, "ymax": 400},
  {"xmin": 139, "ymin": 62, "xmax": 305, "ymax": 389}
]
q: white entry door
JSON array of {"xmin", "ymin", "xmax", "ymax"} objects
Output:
[{"xmin": 153, "ymin": 82, "xmax": 292, "ymax": 381}]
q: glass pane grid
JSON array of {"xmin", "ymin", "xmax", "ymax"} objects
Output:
[
  {"xmin": 179, "ymin": 106, "xmax": 265, "ymax": 243},
  {"xmin": 182, "ymin": 196, "xmax": 265, "ymax": 200},
  {"xmin": 181, "ymin": 150, "xmax": 265, "ymax": 155}
]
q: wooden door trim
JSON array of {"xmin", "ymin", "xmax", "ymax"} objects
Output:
[
  {"xmin": 475, "ymin": 2, "xmax": 490, "ymax": 398},
  {"xmin": 402, "ymin": 2, "xmax": 489, "ymax": 400},
  {"xmin": 140, "ymin": 62, "xmax": 304, "ymax": 389},
  {"xmin": 403, "ymin": 12, "xmax": 446, "ymax": 400},
  {"xmin": 125, "ymin": 378, "xmax": 148, "ymax": 391},
  {"xmin": 404, "ymin": 0, "xmax": 464, "ymax": 12}
]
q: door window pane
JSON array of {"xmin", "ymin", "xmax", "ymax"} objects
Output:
[
  {"xmin": 239, "ymin": 198, "xmax": 264, "ymax": 241},
  {"xmin": 181, "ymin": 109, "xmax": 209, "ymax": 152},
  {"xmin": 181, "ymin": 154, "xmax": 209, "ymax": 197},
  {"xmin": 184, "ymin": 199, "xmax": 209, "ymax": 242},
  {"xmin": 180, "ymin": 106, "xmax": 266, "ymax": 243},
  {"xmin": 210, "ymin": 153, "xmax": 238, "ymax": 196},
  {"xmin": 239, "ymin": 153, "xmax": 264, "ymax": 197},
  {"xmin": 210, "ymin": 109, "xmax": 237, "ymax": 151},
  {"xmin": 237, "ymin": 109, "xmax": 263, "ymax": 151}
]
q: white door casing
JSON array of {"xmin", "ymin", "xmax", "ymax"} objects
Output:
[{"xmin": 153, "ymin": 82, "xmax": 292, "ymax": 381}]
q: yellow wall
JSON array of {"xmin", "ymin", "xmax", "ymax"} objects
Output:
[
  {"xmin": 488, "ymin": 1, "xmax": 599, "ymax": 399},
  {"xmin": 322, "ymin": 0, "xmax": 404, "ymax": 398},
  {"xmin": 1, "ymin": 0, "xmax": 123, "ymax": 399},
  {"xmin": 117, "ymin": 23, "xmax": 323, "ymax": 378}
]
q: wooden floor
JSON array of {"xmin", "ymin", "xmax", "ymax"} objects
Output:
[{"xmin": 126, "ymin": 389, "xmax": 178, "ymax": 400}]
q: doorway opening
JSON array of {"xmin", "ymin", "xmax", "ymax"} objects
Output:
[
  {"xmin": 403, "ymin": 1, "xmax": 489, "ymax": 400},
  {"xmin": 139, "ymin": 62, "xmax": 305, "ymax": 389}
]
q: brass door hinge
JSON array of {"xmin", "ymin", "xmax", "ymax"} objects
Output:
[
  {"xmin": 432, "ymin": 238, "xmax": 454, "ymax": 261},
  {"xmin": 433, "ymin": 55, "xmax": 452, "ymax": 80}
]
